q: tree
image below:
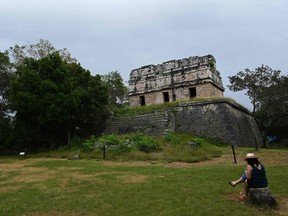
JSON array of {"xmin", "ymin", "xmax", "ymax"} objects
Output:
[
  {"xmin": 227, "ymin": 65, "xmax": 281, "ymax": 113},
  {"xmin": 0, "ymin": 51, "xmax": 14, "ymax": 150},
  {"xmin": 254, "ymin": 75, "xmax": 288, "ymax": 144},
  {"xmin": 0, "ymin": 51, "xmax": 13, "ymax": 115},
  {"xmin": 8, "ymin": 39, "xmax": 76, "ymax": 68},
  {"xmin": 10, "ymin": 52, "xmax": 108, "ymax": 150},
  {"xmin": 227, "ymin": 65, "xmax": 288, "ymax": 147},
  {"xmin": 101, "ymin": 71, "xmax": 128, "ymax": 108}
]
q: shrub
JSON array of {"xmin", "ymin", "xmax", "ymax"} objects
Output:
[
  {"xmin": 164, "ymin": 133, "xmax": 181, "ymax": 145},
  {"xmin": 98, "ymin": 134, "xmax": 131, "ymax": 154},
  {"xmin": 124, "ymin": 133, "xmax": 160, "ymax": 153},
  {"xmin": 114, "ymin": 144, "xmax": 132, "ymax": 154},
  {"xmin": 99, "ymin": 134, "xmax": 120, "ymax": 145},
  {"xmin": 81, "ymin": 135, "xmax": 98, "ymax": 152},
  {"xmin": 136, "ymin": 137, "xmax": 158, "ymax": 153}
]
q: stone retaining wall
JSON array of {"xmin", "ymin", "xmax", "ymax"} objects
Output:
[{"xmin": 103, "ymin": 99, "xmax": 263, "ymax": 147}]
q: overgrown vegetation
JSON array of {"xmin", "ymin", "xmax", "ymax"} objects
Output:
[{"xmin": 31, "ymin": 133, "xmax": 223, "ymax": 163}]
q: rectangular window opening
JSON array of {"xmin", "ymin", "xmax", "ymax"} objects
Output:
[
  {"xmin": 163, "ymin": 92, "xmax": 169, "ymax": 103},
  {"xmin": 139, "ymin": 96, "xmax": 145, "ymax": 106},
  {"xmin": 189, "ymin": 87, "xmax": 197, "ymax": 98}
]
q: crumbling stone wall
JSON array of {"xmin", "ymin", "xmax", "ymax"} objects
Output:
[
  {"xmin": 103, "ymin": 111, "xmax": 174, "ymax": 136},
  {"xmin": 129, "ymin": 54, "xmax": 225, "ymax": 107},
  {"xmin": 103, "ymin": 99, "xmax": 262, "ymax": 147},
  {"xmin": 175, "ymin": 99, "xmax": 262, "ymax": 147}
]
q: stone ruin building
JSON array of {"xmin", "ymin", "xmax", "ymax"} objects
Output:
[
  {"xmin": 128, "ymin": 54, "xmax": 225, "ymax": 107},
  {"xmin": 105, "ymin": 54, "xmax": 263, "ymax": 147}
]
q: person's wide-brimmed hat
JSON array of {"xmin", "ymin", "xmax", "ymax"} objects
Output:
[{"xmin": 244, "ymin": 153, "xmax": 258, "ymax": 160}]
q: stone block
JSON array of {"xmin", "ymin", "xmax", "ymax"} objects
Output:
[
  {"xmin": 249, "ymin": 187, "xmax": 277, "ymax": 207},
  {"xmin": 71, "ymin": 154, "xmax": 80, "ymax": 160}
]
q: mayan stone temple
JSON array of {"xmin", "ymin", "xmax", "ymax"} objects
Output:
[{"xmin": 128, "ymin": 54, "xmax": 224, "ymax": 107}]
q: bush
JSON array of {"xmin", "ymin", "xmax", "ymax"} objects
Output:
[
  {"xmin": 125, "ymin": 133, "xmax": 160, "ymax": 153},
  {"xmin": 97, "ymin": 134, "xmax": 131, "ymax": 154},
  {"xmin": 136, "ymin": 136, "xmax": 158, "ymax": 153},
  {"xmin": 81, "ymin": 135, "xmax": 98, "ymax": 152},
  {"xmin": 114, "ymin": 144, "xmax": 132, "ymax": 154},
  {"xmin": 164, "ymin": 133, "xmax": 181, "ymax": 145},
  {"xmin": 99, "ymin": 134, "xmax": 120, "ymax": 145}
]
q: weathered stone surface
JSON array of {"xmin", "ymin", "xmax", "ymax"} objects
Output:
[
  {"xmin": 174, "ymin": 99, "xmax": 262, "ymax": 147},
  {"xmin": 129, "ymin": 54, "xmax": 224, "ymax": 107},
  {"xmin": 103, "ymin": 110, "xmax": 174, "ymax": 136},
  {"xmin": 249, "ymin": 187, "xmax": 277, "ymax": 207},
  {"xmin": 103, "ymin": 98, "xmax": 263, "ymax": 147},
  {"xmin": 70, "ymin": 155, "xmax": 80, "ymax": 160}
]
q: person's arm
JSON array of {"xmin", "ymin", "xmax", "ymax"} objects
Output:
[{"xmin": 246, "ymin": 165, "xmax": 253, "ymax": 180}]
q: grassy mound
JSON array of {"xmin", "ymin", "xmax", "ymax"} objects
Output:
[{"xmin": 31, "ymin": 133, "xmax": 223, "ymax": 163}]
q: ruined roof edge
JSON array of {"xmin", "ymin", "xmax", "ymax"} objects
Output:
[{"xmin": 130, "ymin": 54, "xmax": 215, "ymax": 76}]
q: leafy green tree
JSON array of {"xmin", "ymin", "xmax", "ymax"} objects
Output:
[
  {"xmin": 0, "ymin": 51, "xmax": 14, "ymax": 150},
  {"xmin": 10, "ymin": 52, "xmax": 108, "ymax": 150},
  {"xmin": 254, "ymin": 75, "xmax": 288, "ymax": 144},
  {"xmin": 227, "ymin": 65, "xmax": 281, "ymax": 113},
  {"xmin": 101, "ymin": 71, "xmax": 128, "ymax": 108},
  {"xmin": 227, "ymin": 65, "xmax": 287, "ymax": 147}
]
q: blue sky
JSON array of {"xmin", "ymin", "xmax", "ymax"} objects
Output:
[{"xmin": 1, "ymin": 0, "xmax": 287, "ymax": 110}]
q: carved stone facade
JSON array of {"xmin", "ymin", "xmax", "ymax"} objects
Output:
[{"xmin": 129, "ymin": 54, "xmax": 224, "ymax": 107}]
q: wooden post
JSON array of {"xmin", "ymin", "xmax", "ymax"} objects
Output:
[
  {"xmin": 231, "ymin": 145, "xmax": 237, "ymax": 164},
  {"xmin": 103, "ymin": 145, "xmax": 106, "ymax": 160}
]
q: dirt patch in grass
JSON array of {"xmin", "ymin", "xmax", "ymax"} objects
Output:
[
  {"xmin": 257, "ymin": 151, "xmax": 288, "ymax": 166},
  {"xmin": 117, "ymin": 174, "xmax": 148, "ymax": 184},
  {"xmin": 101, "ymin": 160, "xmax": 154, "ymax": 167},
  {"xmin": 181, "ymin": 149, "xmax": 287, "ymax": 167},
  {"xmin": 66, "ymin": 172, "xmax": 109, "ymax": 184},
  {"xmin": 99, "ymin": 148, "xmax": 288, "ymax": 168},
  {"xmin": 0, "ymin": 185, "xmax": 23, "ymax": 192},
  {"xmin": 274, "ymin": 197, "xmax": 288, "ymax": 216},
  {"xmin": 27, "ymin": 211, "xmax": 82, "ymax": 216},
  {"xmin": 0, "ymin": 160, "xmax": 28, "ymax": 170},
  {"xmin": 57, "ymin": 167, "xmax": 82, "ymax": 171},
  {"xmin": 9, "ymin": 167, "xmax": 57, "ymax": 183}
]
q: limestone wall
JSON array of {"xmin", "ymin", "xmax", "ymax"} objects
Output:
[
  {"xmin": 103, "ymin": 111, "xmax": 174, "ymax": 136},
  {"xmin": 129, "ymin": 54, "xmax": 225, "ymax": 107},
  {"xmin": 103, "ymin": 99, "xmax": 262, "ymax": 147},
  {"xmin": 174, "ymin": 100, "xmax": 262, "ymax": 147}
]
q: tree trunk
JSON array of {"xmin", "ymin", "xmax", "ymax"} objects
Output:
[
  {"xmin": 261, "ymin": 127, "xmax": 268, "ymax": 148},
  {"xmin": 67, "ymin": 129, "xmax": 71, "ymax": 145}
]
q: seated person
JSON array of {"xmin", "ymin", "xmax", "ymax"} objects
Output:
[{"xmin": 229, "ymin": 153, "xmax": 268, "ymax": 197}]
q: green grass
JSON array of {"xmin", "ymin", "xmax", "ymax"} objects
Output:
[{"xmin": 0, "ymin": 148, "xmax": 287, "ymax": 216}]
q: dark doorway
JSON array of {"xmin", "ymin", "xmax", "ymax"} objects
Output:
[
  {"xmin": 139, "ymin": 96, "xmax": 145, "ymax": 106},
  {"xmin": 163, "ymin": 92, "xmax": 169, "ymax": 103},
  {"xmin": 189, "ymin": 87, "xmax": 196, "ymax": 98}
]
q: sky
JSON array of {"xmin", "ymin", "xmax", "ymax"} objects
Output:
[{"xmin": 1, "ymin": 0, "xmax": 288, "ymax": 110}]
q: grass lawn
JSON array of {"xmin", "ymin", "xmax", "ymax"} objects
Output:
[{"xmin": 0, "ymin": 147, "xmax": 287, "ymax": 216}]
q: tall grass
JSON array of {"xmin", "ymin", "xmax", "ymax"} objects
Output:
[{"xmin": 31, "ymin": 133, "xmax": 223, "ymax": 163}]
